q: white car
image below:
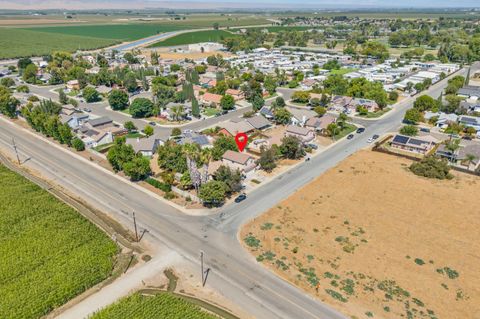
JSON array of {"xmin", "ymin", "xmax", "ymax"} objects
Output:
[{"xmin": 367, "ymin": 134, "xmax": 379, "ymax": 143}]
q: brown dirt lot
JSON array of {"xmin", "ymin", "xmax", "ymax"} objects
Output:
[{"xmin": 241, "ymin": 150, "xmax": 480, "ymax": 319}]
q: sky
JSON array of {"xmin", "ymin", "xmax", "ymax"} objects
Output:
[
  {"xmin": 1, "ymin": 0, "xmax": 479, "ymax": 10},
  {"xmin": 184, "ymin": 0, "xmax": 480, "ymax": 7}
]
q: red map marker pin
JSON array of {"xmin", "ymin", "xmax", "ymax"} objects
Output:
[{"xmin": 235, "ymin": 132, "xmax": 248, "ymax": 152}]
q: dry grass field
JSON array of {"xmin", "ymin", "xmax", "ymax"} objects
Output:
[{"xmin": 241, "ymin": 150, "xmax": 480, "ymax": 319}]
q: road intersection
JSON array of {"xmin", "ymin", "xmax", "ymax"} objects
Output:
[{"xmin": 0, "ymin": 67, "xmax": 467, "ymax": 318}]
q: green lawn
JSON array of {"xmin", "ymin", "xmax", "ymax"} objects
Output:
[
  {"xmin": 23, "ymin": 24, "xmax": 188, "ymax": 41},
  {"xmin": 149, "ymin": 30, "xmax": 238, "ymax": 47},
  {"xmin": 0, "ymin": 28, "xmax": 118, "ymax": 59},
  {"xmin": 125, "ymin": 132, "xmax": 144, "ymax": 139},
  {"xmin": 90, "ymin": 293, "xmax": 218, "ymax": 319},
  {"xmin": 0, "ymin": 164, "xmax": 118, "ymax": 319},
  {"xmin": 334, "ymin": 123, "xmax": 357, "ymax": 140},
  {"xmin": 330, "ymin": 68, "xmax": 356, "ymax": 76},
  {"xmin": 358, "ymin": 108, "xmax": 392, "ymax": 118},
  {"xmin": 202, "ymin": 107, "xmax": 221, "ymax": 117}
]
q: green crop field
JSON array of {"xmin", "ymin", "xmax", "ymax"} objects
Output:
[
  {"xmin": 149, "ymin": 30, "xmax": 238, "ymax": 47},
  {"xmin": 0, "ymin": 164, "xmax": 118, "ymax": 319},
  {"xmin": 91, "ymin": 293, "xmax": 219, "ymax": 319},
  {"xmin": 23, "ymin": 24, "xmax": 188, "ymax": 41},
  {"xmin": 0, "ymin": 28, "xmax": 118, "ymax": 59}
]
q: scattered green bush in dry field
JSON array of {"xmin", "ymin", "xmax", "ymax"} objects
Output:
[{"xmin": 0, "ymin": 164, "xmax": 118, "ymax": 319}]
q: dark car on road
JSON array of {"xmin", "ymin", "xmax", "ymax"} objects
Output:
[
  {"xmin": 148, "ymin": 121, "xmax": 156, "ymax": 126},
  {"xmin": 347, "ymin": 134, "xmax": 354, "ymax": 140},
  {"xmin": 356, "ymin": 127, "xmax": 365, "ymax": 134},
  {"xmin": 234, "ymin": 193, "xmax": 247, "ymax": 203}
]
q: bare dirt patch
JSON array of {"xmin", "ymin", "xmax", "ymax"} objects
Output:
[{"xmin": 241, "ymin": 150, "xmax": 480, "ymax": 319}]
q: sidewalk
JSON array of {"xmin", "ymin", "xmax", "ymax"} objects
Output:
[{"xmin": 55, "ymin": 250, "xmax": 181, "ymax": 319}]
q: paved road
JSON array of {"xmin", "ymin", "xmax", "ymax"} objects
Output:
[{"xmin": 0, "ymin": 68, "xmax": 467, "ymax": 319}]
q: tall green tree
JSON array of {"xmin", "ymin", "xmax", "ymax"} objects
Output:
[{"xmin": 108, "ymin": 89, "xmax": 129, "ymax": 110}]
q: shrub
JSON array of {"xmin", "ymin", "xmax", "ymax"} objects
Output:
[
  {"xmin": 399, "ymin": 125, "xmax": 418, "ymax": 136},
  {"xmin": 325, "ymin": 289, "xmax": 348, "ymax": 302},
  {"xmin": 72, "ymin": 137, "xmax": 85, "ymax": 151},
  {"xmin": 410, "ymin": 157, "xmax": 453, "ymax": 180},
  {"xmin": 146, "ymin": 177, "xmax": 172, "ymax": 192},
  {"xmin": 414, "ymin": 258, "xmax": 425, "ymax": 265},
  {"xmin": 82, "ymin": 87, "xmax": 100, "ymax": 103}
]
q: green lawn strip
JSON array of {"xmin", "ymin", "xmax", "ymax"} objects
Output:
[
  {"xmin": 0, "ymin": 164, "xmax": 118, "ymax": 319},
  {"xmin": 149, "ymin": 30, "xmax": 239, "ymax": 47},
  {"xmin": 330, "ymin": 68, "xmax": 356, "ymax": 76},
  {"xmin": 358, "ymin": 108, "xmax": 392, "ymax": 118}
]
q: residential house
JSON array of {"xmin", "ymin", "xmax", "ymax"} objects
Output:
[
  {"xmin": 200, "ymin": 92, "xmax": 223, "ymax": 107},
  {"xmin": 78, "ymin": 127, "xmax": 113, "ymax": 148},
  {"xmin": 88, "ymin": 116, "xmax": 113, "ymax": 129},
  {"xmin": 458, "ymin": 86, "xmax": 480, "ymax": 100},
  {"xmin": 66, "ymin": 80, "xmax": 80, "ymax": 91},
  {"xmin": 458, "ymin": 115, "xmax": 480, "ymax": 131},
  {"xmin": 225, "ymin": 89, "xmax": 245, "ymax": 101},
  {"xmin": 245, "ymin": 115, "xmax": 271, "ymax": 131},
  {"xmin": 60, "ymin": 113, "xmax": 89, "ymax": 129},
  {"xmin": 259, "ymin": 106, "xmax": 274, "ymax": 119},
  {"xmin": 177, "ymin": 132, "xmax": 212, "ymax": 149},
  {"xmin": 305, "ymin": 114, "xmax": 336, "ymax": 134},
  {"xmin": 285, "ymin": 125, "xmax": 315, "ymax": 143},
  {"xmin": 347, "ymin": 98, "xmax": 379, "ymax": 113},
  {"xmin": 436, "ymin": 143, "xmax": 480, "ymax": 170},
  {"xmin": 424, "ymin": 111, "xmax": 458, "ymax": 129},
  {"xmin": 390, "ymin": 134, "xmax": 438, "ymax": 154},
  {"xmin": 126, "ymin": 136, "xmax": 164, "ymax": 157},
  {"xmin": 221, "ymin": 150, "xmax": 256, "ymax": 174},
  {"xmin": 218, "ymin": 119, "xmax": 255, "ymax": 137},
  {"xmin": 286, "ymin": 107, "xmax": 316, "ymax": 126},
  {"xmin": 330, "ymin": 95, "xmax": 353, "ymax": 112}
]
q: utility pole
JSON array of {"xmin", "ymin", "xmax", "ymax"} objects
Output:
[
  {"xmin": 132, "ymin": 211, "xmax": 139, "ymax": 242},
  {"xmin": 12, "ymin": 137, "xmax": 20, "ymax": 165},
  {"xmin": 200, "ymin": 251, "xmax": 205, "ymax": 287}
]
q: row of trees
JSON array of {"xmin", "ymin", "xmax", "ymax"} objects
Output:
[{"xmin": 21, "ymin": 99, "xmax": 84, "ymax": 151}]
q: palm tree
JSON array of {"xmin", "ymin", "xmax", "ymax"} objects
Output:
[
  {"xmin": 327, "ymin": 123, "xmax": 340, "ymax": 141},
  {"xmin": 200, "ymin": 148, "xmax": 213, "ymax": 185},
  {"xmin": 175, "ymin": 104, "xmax": 184, "ymax": 121},
  {"xmin": 445, "ymin": 139, "xmax": 461, "ymax": 162},
  {"xmin": 464, "ymin": 153, "xmax": 477, "ymax": 169},
  {"xmin": 183, "ymin": 143, "xmax": 202, "ymax": 193}
]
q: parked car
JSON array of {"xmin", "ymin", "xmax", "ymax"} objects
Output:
[
  {"xmin": 356, "ymin": 127, "xmax": 365, "ymax": 134},
  {"xmin": 234, "ymin": 193, "xmax": 247, "ymax": 203},
  {"xmin": 148, "ymin": 121, "xmax": 156, "ymax": 126},
  {"xmin": 83, "ymin": 108, "xmax": 91, "ymax": 113},
  {"xmin": 419, "ymin": 127, "xmax": 431, "ymax": 133},
  {"xmin": 306, "ymin": 143, "xmax": 318, "ymax": 150},
  {"xmin": 347, "ymin": 134, "xmax": 354, "ymax": 140},
  {"xmin": 367, "ymin": 134, "xmax": 380, "ymax": 143}
]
